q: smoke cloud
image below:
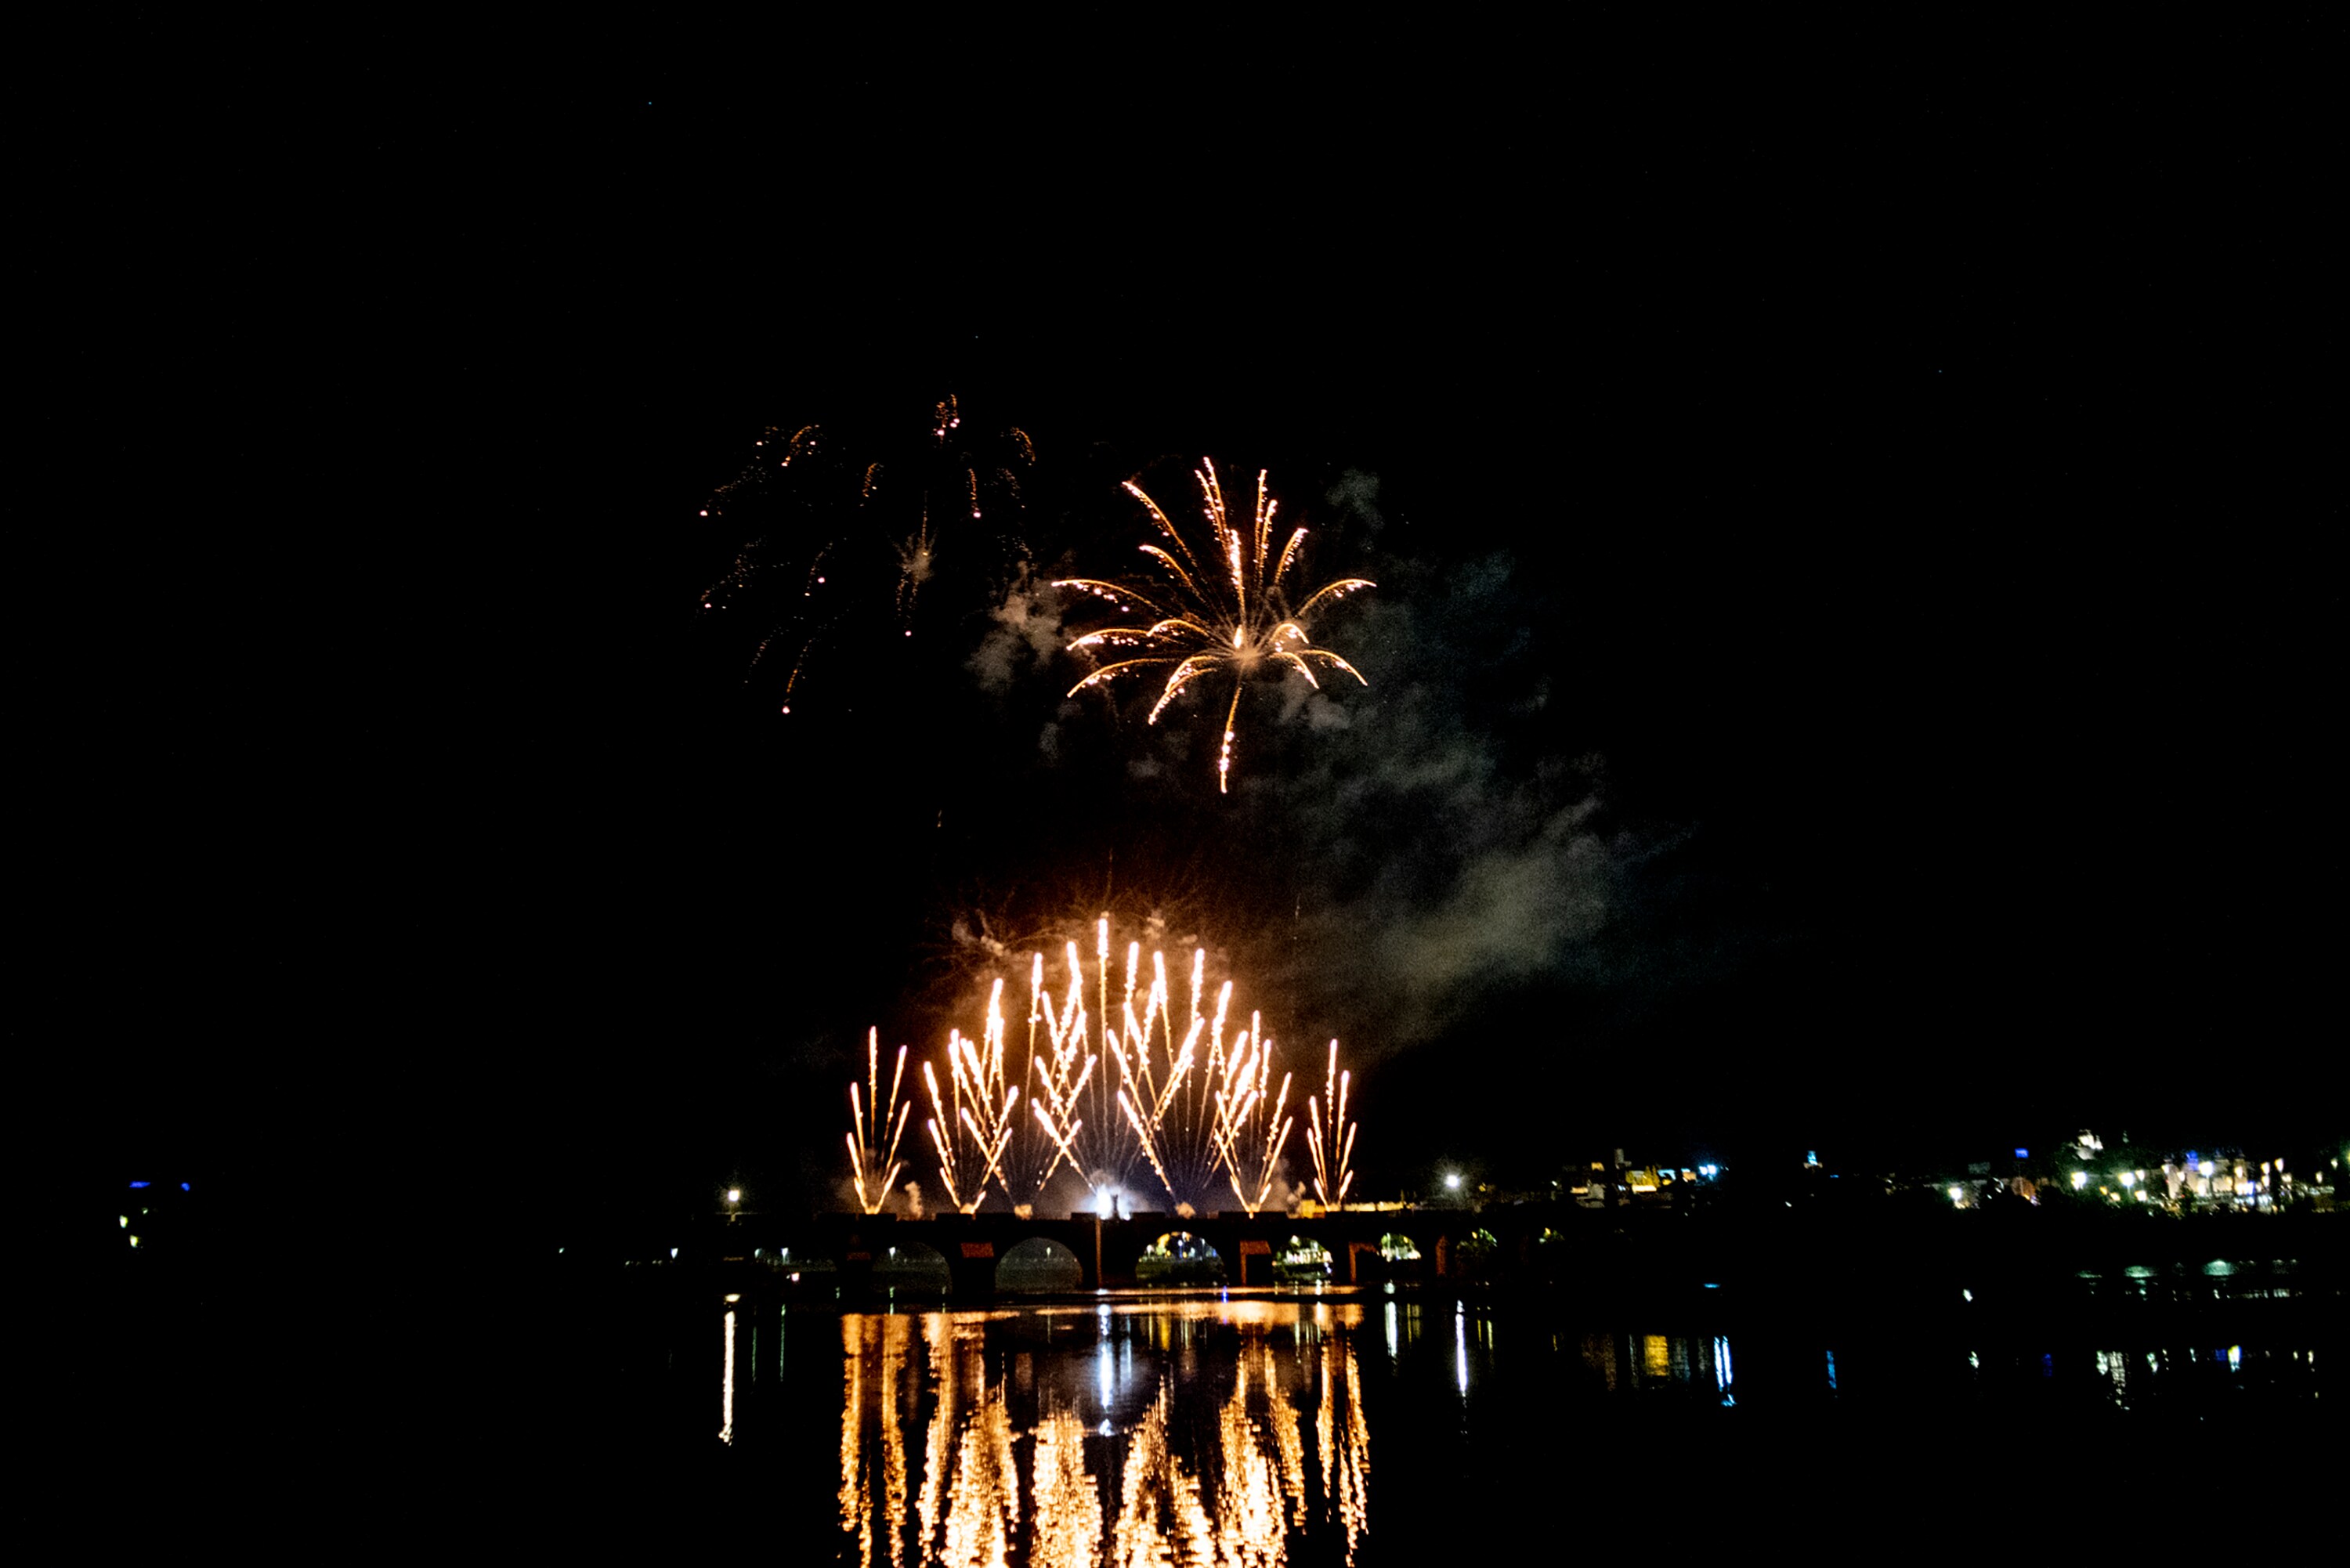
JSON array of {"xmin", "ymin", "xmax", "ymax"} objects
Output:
[
  {"xmin": 968, "ymin": 563, "xmax": 1067, "ymax": 695},
  {"xmin": 1246, "ymin": 548, "xmax": 1716, "ymax": 1058}
]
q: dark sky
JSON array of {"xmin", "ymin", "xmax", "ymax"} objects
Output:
[{"xmin": 27, "ymin": 20, "xmax": 2337, "ymax": 1228}]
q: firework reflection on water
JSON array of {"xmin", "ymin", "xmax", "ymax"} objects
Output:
[{"xmin": 835, "ymin": 1304, "xmax": 1372, "ymax": 1567}]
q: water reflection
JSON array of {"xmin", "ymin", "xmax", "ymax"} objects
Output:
[
  {"xmin": 721, "ymin": 1268, "xmax": 2333, "ymax": 1559},
  {"xmin": 2067, "ymin": 1255, "xmax": 2316, "ymax": 1304},
  {"xmin": 838, "ymin": 1313, "xmax": 913, "ymax": 1568},
  {"xmin": 825, "ymin": 1308, "xmax": 1759, "ymax": 1562},
  {"xmin": 834, "ymin": 1303, "xmax": 1372, "ymax": 1566},
  {"xmin": 720, "ymin": 1308, "xmax": 737, "ymax": 1445}
]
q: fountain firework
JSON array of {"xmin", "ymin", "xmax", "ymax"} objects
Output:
[
  {"xmin": 844, "ymin": 1028, "xmax": 912, "ymax": 1215},
  {"xmin": 1306, "ymin": 1039, "xmax": 1357, "ymax": 1211},
  {"xmin": 845, "ymin": 918, "xmax": 1354, "ymax": 1215}
]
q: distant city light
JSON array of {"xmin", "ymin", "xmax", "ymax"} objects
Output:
[
  {"xmin": 725, "ymin": 1188, "xmax": 741, "ymax": 1204},
  {"xmin": 2072, "ymin": 1171, "xmax": 2088, "ymax": 1190},
  {"xmin": 1948, "ymin": 1186, "xmax": 1965, "ymax": 1204},
  {"xmin": 129, "ymin": 1181, "xmax": 150, "ymax": 1190},
  {"xmin": 2014, "ymin": 1148, "xmax": 2030, "ymax": 1158},
  {"xmin": 1443, "ymin": 1172, "xmax": 1462, "ymax": 1191}
]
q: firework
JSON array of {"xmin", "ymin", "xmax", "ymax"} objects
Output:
[
  {"xmin": 888, "ymin": 916, "xmax": 1322, "ymax": 1214},
  {"xmin": 849, "ymin": 916, "xmax": 1354, "ymax": 1214},
  {"xmin": 696, "ymin": 396, "xmax": 1035, "ymax": 712},
  {"xmin": 1020, "ymin": 948, "xmax": 1096, "ymax": 1195},
  {"xmin": 845, "ymin": 1028, "xmax": 913, "ymax": 1215},
  {"xmin": 1203, "ymin": 1022, "xmax": 1295, "ymax": 1216},
  {"xmin": 1305, "ymin": 1039, "xmax": 1358, "ymax": 1212},
  {"xmin": 922, "ymin": 983, "xmax": 1023, "ymax": 1214},
  {"xmin": 1058, "ymin": 459, "xmax": 1373, "ymax": 792}
]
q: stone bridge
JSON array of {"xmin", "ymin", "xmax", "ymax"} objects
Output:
[{"xmin": 663, "ymin": 1209, "xmax": 1562, "ymax": 1296}]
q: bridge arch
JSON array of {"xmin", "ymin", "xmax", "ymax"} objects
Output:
[
  {"xmin": 1135, "ymin": 1231, "xmax": 1227, "ymax": 1284},
  {"xmin": 869, "ymin": 1239, "xmax": 952, "ymax": 1295},
  {"xmin": 995, "ymin": 1236, "xmax": 1083, "ymax": 1293}
]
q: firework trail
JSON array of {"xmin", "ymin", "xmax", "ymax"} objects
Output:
[
  {"xmin": 845, "ymin": 1028, "xmax": 912, "ymax": 1215},
  {"xmin": 1305, "ymin": 1039, "xmax": 1357, "ymax": 1212},
  {"xmin": 695, "ymin": 396, "xmax": 1035, "ymax": 712},
  {"xmin": 1058, "ymin": 458, "xmax": 1373, "ymax": 792},
  {"xmin": 931, "ymin": 917, "xmax": 1312, "ymax": 1213},
  {"xmin": 853, "ymin": 916, "xmax": 1350, "ymax": 1214},
  {"xmin": 922, "ymin": 982, "xmax": 1023, "ymax": 1214},
  {"xmin": 1205, "ymin": 1025, "xmax": 1295, "ymax": 1216}
]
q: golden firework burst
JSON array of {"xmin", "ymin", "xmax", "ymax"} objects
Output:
[{"xmin": 1058, "ymin": 459, "xmax": 1372, "ymax": 793}]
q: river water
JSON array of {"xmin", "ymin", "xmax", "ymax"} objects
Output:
[{"xmin": 639, "ymin": 1259, "xmax": 2334, "ymax": 1565}]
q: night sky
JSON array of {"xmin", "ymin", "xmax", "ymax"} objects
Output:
[{"xmin": 27, "ymin": 20, "xmax": 2337, "ymax": 1237}]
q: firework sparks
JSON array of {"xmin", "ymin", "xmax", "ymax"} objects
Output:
[
  {"xmin": 1059, "ymin": 459, "xmax": 1373, "ymax": 792},
  {"xmin": 1204, "ymin": 1022, "xmax": 1294, "ymax": 1216},
  {"xmin": 941, "ymin": 917, "xmax": 1306, "ymax": 1213},
  {"xmin": 695, "ymin": 397, "xmax": 1034, "ymax": 711},
  {"xmin": 853, "ymin": 916, "xmax": 1353, "ymax": 1215},
  {"xmin": 845, "ymin": 1028, "xmax": 913, "ymax": 1215},
  {"xmin": 923, "ymin": 985, "xmax": 1023, "ymax": 1214},
  {"xmin": 1305, "ymin": 1039, "xmax": 1357, "ymax": 1212},
  {"xmin": 1021, "ymin": 948, "xmax": 1095, "ymax": 1195}
]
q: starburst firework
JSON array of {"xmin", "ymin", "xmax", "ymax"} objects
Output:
[{"xmin": 1058, "ymin": 459, "xmax": 1372, "ymax": 792}]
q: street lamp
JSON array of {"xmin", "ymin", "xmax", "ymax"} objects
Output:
[{"xmin": 1443, "ymin": 1172, "xmax": 1462, "ymax": 1192}]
